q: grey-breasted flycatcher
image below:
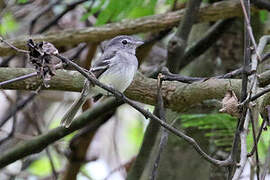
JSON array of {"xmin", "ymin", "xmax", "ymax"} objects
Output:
[{"xmin": 61, "ymin": 35, "xmax": 144, "ymax": 127}]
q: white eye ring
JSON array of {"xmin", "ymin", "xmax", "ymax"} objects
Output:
[{"xmin": 122, "ymin": 39, "xmax": 128, "ymax": 45}]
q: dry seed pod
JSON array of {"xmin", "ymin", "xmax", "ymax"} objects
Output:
[{"xmin": 219, "ymin": 90, "xmax": 240, "ymax": 118}]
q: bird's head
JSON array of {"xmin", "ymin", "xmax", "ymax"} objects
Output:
[{"xmin": 104, "ymin": 35, "xmax": 144, "ymax": 55}]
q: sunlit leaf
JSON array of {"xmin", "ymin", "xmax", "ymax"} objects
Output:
[
  {"xmin": 28, "ymin": 153, "xmax": 61, "ymax": 177},
  {"xmin": 0, "ymin": 12, "xmax": 18, "ymax": 36},
  {"xmin": 247, "ymin": 116, "xmax": 270, "ymax": 160},
  {"xmin": 82, "ymin": 0, "xmax": 158, "ymax": 25},
  {"xmin": 17, "ymin": 0, "xmax": 28, "ymax": 4},
  {"xmin": 259, "ymin": 10, "xmax": 268, "ymax": 23},
  {"xmin": 127, "ymin": 119, "xmax": 144, "ymax": 148}
]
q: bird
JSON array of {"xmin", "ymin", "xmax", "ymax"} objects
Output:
[{"xmin": 60, "ymin": 35, "xmax": 144, "ymax": 127}]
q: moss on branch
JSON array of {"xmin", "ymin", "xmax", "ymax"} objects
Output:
[{"xmin": 0, "ymin": 68, "xmax": 243, "ymax": 112}]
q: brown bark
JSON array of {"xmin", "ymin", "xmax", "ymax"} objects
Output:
[{"xmin": 0, "ymin": 68, "xmax": 242, "ymax": 112}]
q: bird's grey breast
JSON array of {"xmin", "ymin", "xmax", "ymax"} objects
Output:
[{"xmin": 93, "ymin": 50, "xmax": 138, "ymax": 94}]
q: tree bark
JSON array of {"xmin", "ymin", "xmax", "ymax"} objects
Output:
[{"xmin": 0, "ymin": 68, "xmax": 242, "ymax": 112}]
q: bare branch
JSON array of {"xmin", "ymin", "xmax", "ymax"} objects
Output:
[
  {"xmin": 166, "ymin": 0, "xmax": 202, "ymax": 73},
  {"xmin": 0, "ymin": 91, "xmax": 39, "ymax": 128},
  {"xmin": 240, "ymin": 0, "xmax": 261, "ymax": 61},
  {"xmin": 252, "ymin": 0, "xmax": 270, "ymax": 11},
  {"xmin": 38, "ymin": 0, "xmax": 89, "ymax": 34},
  {"xmin": 0, "ymin": 98, "xmax": 121, "ymax": 169},
  {"xmin": 0, "ymin": 72, "xmax": 37, "ymax": 87},
  {"xmin": 249, "ymin": 108, "xmax": 260, "ymax": 179},
  {"xmin": 180, "ymin": 18, "xmax": 235, "ymax": 70},
  {"xmin": 0, "ymin": 67, "xmax": 243, "ymax": 112},
  {"xmin": 150, "ymin": 74, "xmax": 168, "ymax": 180},
  {"xmin": 29, "ymin": 0, "xmax": 62, "ymax": 34},
  {"xmin": 232, "ymin": 109, "xmax": 251, "ymax": 180}
]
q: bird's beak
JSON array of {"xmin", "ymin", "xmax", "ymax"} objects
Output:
[{"xmin": 135, "ymin": 40, "xmax": 144, "ymax": 47}]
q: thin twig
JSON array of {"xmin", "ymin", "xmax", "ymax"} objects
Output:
[
  {"xmin": 250, "ymin": 86, "xmax": 270, "ymax": 101},
  {"xmin": 54, "ymin": 53, "xmax": 233, "ymax": 167},
  {"xmin": 0, "ymin": 72, "xmax": 37, "ymax": 87},
  {"xmin": 248, "ymin": 116, "xmax": 266, "ymax": 157},
  {"xmin": 0, "ymin": 88, "xmax": 40, "ymax": 128},
  {"xmin": 249, "ymin": 108, "xmax": 260, "ymax": 180},
  {"xmin": 180, "ymin": 18, "xmax": 235, "ymax": 70},
  {"xmin": 29, "ymin": 0, "xmax": 62, "ymax": 34},
  {"xmin": 45, "ymin": 148, "xmax": 58, "ymax": 180},
  {"xmin": 229, "ymin": 0, "xmax": 252, "ymax": 178},
  {"xmin": 232, "ymin": 109, "xmax": 251, "ymax": 180},
  {"xmin": 240, "ymin": 0, "xmax": 261, "ymax": 61},
  {"xmin": 0, "ymin": 36, "xmax": 29, "ymax": 54},
  {"xmin": 160, "ymin": 66, "xmax": 243, "ymax": 84},
  {"xmin": 38, "ymin": 0, "xmax": 89, "ymax": 33},
  {"xmin": 261, "ymin": 144, "xmax": 270, "ymax": 180},
  {"xmin": 150, "ymin": 73, "xmax": 168, "ymax": 180},
  {"xmin": 26, "ymin": 108, "xmax": 58, "ymax": 180},
  {"xmin": 261, "ymin": 52, "xmax": 270, "ymax": 62},
  {"xmin": 0, "ymin": 98, "xmax": 121, "ymax": 168},
  {"xmin": 166, "ymin": 0, "xmax": 202, "ymax": 73},
  {"xmin": 0, "ymin": 113, "xmax": 17, "ymax": 146}
]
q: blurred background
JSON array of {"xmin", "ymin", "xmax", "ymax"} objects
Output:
[{"xmin": 0, "ymin": 0, "xmax": 270, "ymax": 179}]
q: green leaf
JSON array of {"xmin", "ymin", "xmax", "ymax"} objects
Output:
[
  {"xmin": 90, "ymin": 0, "xmax": 158, "ymax": 25},
  {"xmin": 95, "ymin": 0, "xmax": 116, "ymax": 25},
  {"xmin": 181, "ymin": 113, "xmax": 237, "ymax": 148},
  {"xmin": 127, "ymin": 119, "xmax": 144, "ymax": 148},
  {"xmin": 81, "ymin": 0, "xmax": 107, "ymax": 21},
  {"xmin": 166, "ymin": 0, "xmax": 176, "ymax": 5},
  {"xmin": 28, "ymin": 153, "xmax": 61, "ymax": 176},
  {"xmin": 259, "ymin": 10, "xmax": 268, "ymax": 23},
  {"xmin": 0, "ymin": 12, "xmax": 18, "ymax": 36},
  {"xmin": 247, "ymin": 116, "xmax": 270, "ymax": 160},
  {"xmin": 17, "ymin": 0, "xmax": 28, "ymax": 4}
]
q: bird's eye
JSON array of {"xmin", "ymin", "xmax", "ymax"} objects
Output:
[{"xmin": 122, "ymin": 40, "xmax": 128, "ymax": 45}]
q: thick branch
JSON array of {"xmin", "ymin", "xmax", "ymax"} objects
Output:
[
  {"xmin": 0, "ymin": 98, "xmax": 121, "ymax": 169},
  {"xmin": 0, "ymin": 68, "xmax": 242, "ymax": 112},
  {"xmin": 0, "ymin": 1, "xmax": 254, "ymax": 57}
]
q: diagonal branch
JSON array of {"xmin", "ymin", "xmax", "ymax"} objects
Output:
[
  {"xmin": 180, "ymin": 18, "xmax": 235, "ymax": 70},
  {"xmin": 166, "ymin": 0, "xmax": 202, "ymax": 73},
  {"xmin": 54, "ymin": 53, "xmax": 234, "ymax": 167},
  {"xmin": 0, "ymin": 97, "xmax": 121, "ymax": 169}
]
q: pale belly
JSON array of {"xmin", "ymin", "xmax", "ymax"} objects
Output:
[{"xmin": 91, "ymin": 63, "xmax": 137, "ymax": 95}]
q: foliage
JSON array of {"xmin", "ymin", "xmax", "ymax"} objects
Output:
[
  {"xmin": 0, "ymin": 12, "xmax": 18, "ymax": 36},
  {"xmin": 82, "ymin": 0, "xmax": 159, "ymax": 25},
  {"xmin": 182, "ymin": 113, "xmax": 270, "ymax": 161},
  {"xmin": 17, "ymin": 0, "xmax": 29, "ymax": 4},
  {"xmin": 259, "ymin": 10, "xmax": 268, "ymax": 23},
  {"xmin": 28, "ymin": 152, "xmax": 61, "ymax": 177},
  {"xmin": 247, "ymin": 116, "xmax": 270, "ymax": 160},
  {"xmin": 127, "ymin": 117, "xmax": 144, "ymax": 148},
  {"xmin": 181, "ymin": 113, "xmax": 236, "ymax": 150}
]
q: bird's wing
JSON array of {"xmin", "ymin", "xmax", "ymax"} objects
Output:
[{"xmin": 90, "ymin": 50, "xmax": 117, "ymax": 78}]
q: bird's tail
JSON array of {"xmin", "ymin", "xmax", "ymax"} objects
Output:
[{"xmin": 61, "ymin": 82, "xmax": 90, "ymax": 128}]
